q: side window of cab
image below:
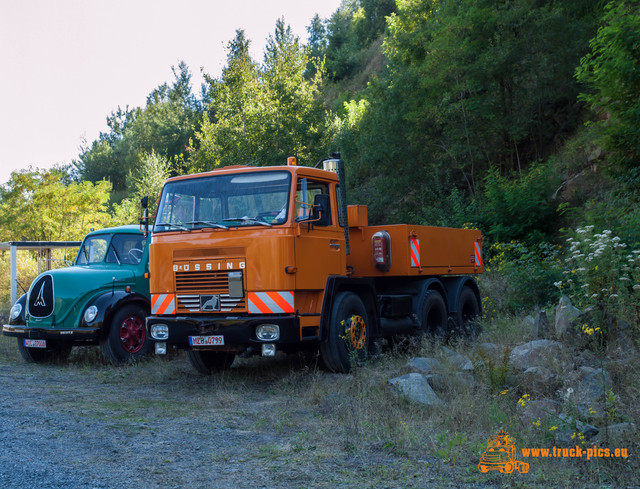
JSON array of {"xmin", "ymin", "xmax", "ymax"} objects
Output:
[{"xmin": 295, "ymin": 179, "xmax": 332, "ymax": 226}]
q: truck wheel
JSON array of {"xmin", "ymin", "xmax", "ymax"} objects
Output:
[
  {"xmin": 456, "ymin": 286, "xmax": 481, "ymax": 338},
  {"xmin": 186, "ymin": 350, "xmax": 235, "ymax": 375},
  {"xmin": 17, "ymin": 338, "xmax": 72, "ymax": 364},
  {"xmin": 419, "ymin": 290, "xmax": 448, "ymax": 338},
  {"xmin": 101, "ymin": 304, "xmax": 151, "ymax": 364},
  {"xmin": 320, "ymin": 291, "xmax": 369, "ymax": 373}
]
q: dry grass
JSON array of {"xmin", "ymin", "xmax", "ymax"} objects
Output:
[{"xmin": 1, "ymin": 321, "xmax": 638, "ymax": 487}]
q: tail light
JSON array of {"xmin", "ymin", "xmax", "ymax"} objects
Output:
[{"xmin": 372, "ymin": 230, "xmax": 391, "ymax": 272}]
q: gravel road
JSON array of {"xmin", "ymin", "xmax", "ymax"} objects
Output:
[{"xmin": 1, "ymin": 351, "xmax": 477, "ymax": 489}]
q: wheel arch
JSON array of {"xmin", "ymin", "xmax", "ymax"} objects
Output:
[
  {"xmin": 81, "ymin": 291, "xmax": 150, "ymax": 339},
  {"xmin": 320, "ymin": 276, "xmax": 379, "ymax": 341},
  {"xmin": 440, "ymin": 276, "xmax": 481, "ymax": 316}
]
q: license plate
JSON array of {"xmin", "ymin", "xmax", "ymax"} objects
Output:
[
  {"xmin": 24, "ymin": 339, "xmax": 46, "ymax": 348},
  {"xmin": 189, "ymin": 335, "xmax": 224, "ymax": 346}
]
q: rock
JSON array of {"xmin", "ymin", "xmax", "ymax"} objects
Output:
[
  {"xmin": 578, "ymin": 367, "xmax": 611, "ymax": 401},
  {"xmin": 606, "ymin": 422, "xmax": 636, "ymax": 439},
  {"xmin": 519, "ymin": 399, "xmax": 562, "ymax": 424},
  {"xmin": 388, "ymin": 373, "xmax": 445, "ymax": 406},
  {"xmin": 555, "ymin": 296, "xmax": 580, "ymax": 339},
  {"xmin": 535, "ymin": 310, "xmax": 551, "ymax": 339},
  {"xmin": 403, "ymin": 357, "xmax": 444, "ymax": 375},
  {"xmin": 522, "ymin": 366, "xmax": 555, "ymax": 394},
  {"xmin": 509, "ymin": 339, "xmax": 565, "ymax": 371},
  {"xmin": 441, "ymin": 346, "xmax": 474, "ymax": 371},
  {"xmin": 557, "ymin": 414, "xmax": 599, "ymax": 441}
]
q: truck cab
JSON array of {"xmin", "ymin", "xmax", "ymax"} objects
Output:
[{"xmin": 2, "ymin": 225, "xmax": 152, "ymax": 364}]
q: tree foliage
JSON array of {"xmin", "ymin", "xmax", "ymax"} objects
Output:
[
  {"xmin": 0, "ymin": 168, "xmax": 112, "ymax": 241},
  {"xmin": 191, "ymin": 22, "xmax": 331, "ymax": 170},
  {"xmin": 77, "ymin": 61, "xmax": 201, "ymax": 195},
  {"xmin": 576, "ymin": 0, "xmax": 640, "ymax": 186}
]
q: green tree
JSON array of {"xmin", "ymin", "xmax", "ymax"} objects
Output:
[
  {"xmin": 112, "ymin": 151, "xmax": 170, "ymax": 225},
  {"xmin": 0, "ymin": 168, "xmax": 112, "ymax": 241},
  {"xmin": 77, "ymin": 61, "xmax": 202, "ymax": 195},
  {"xmin": 193, "ymin": 22, "xmax": 331, "ymax": 169},
  {"xmin": 576, "ymin": 0, "xmax": 640, "ymax": 187}
]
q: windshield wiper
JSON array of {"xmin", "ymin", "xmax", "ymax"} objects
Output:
[
  {"xmin": 186, "ymin": 220, "xmax": 229, "ymax": 230},
  {"xmin": 155, "ymin": 222, "xmax": 190, "ymax": 231},
  {"xmin": 222, "ymin": 217, "xmax": 272, "ymax": 228}
]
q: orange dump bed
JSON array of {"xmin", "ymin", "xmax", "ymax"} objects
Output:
[{"xmin": 346, "ymin": 205, "xmax": 483, "ymax": 277}]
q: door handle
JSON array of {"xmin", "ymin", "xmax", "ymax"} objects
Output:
[{"xmin": 330, "ymin": 243, "xmax": 340, "ymax": 250}]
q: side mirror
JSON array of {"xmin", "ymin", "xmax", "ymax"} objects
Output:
[
  {"xmin": 312, "ymin": 194, "xmax": 331, "ymax": 227},
  {"xmin": 140, "ymin": 196, "xmax": 149, "ymax": 235}
]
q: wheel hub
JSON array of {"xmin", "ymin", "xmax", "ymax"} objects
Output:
[
  {"xmin": 119, "ymin": 316, "xmax": 145, "ymax": 353},
  {"xmin": 345, "ymin": 315, "xmax": 366, "ymax": 350}
]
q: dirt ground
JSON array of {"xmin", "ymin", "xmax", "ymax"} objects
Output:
[{"xmin": 0, "ymin": 344, "xmax": 491, "ymax": 489}]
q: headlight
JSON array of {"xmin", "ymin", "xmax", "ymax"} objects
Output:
[
  {"xmin": 10, "ymin": 303, "xmax": 22, "ymax": 320},
  {"xmin": 151, "ymin": 324, "xmax": 169, "ymax": 340},
  {"xmin": 83, "ymin": 305, "xmax": 98, "ymax": 323},
  {"xmin": 256, "ymin": 324, "xmax": 280, "ymax": 341}
]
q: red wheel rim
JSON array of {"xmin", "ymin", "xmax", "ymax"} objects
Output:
[{"xmin": 119, "ymin": 316, "xmax": 145, "ymax": 353}]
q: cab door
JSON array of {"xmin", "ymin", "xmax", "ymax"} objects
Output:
[{"xmin": 293, "ymin": 177, "xmax": 345, "ymax": 290}]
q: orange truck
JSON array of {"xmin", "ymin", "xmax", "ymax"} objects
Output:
[{"xmin": 145, "ymin": 154, "xmax": 483, "ymax": 373}]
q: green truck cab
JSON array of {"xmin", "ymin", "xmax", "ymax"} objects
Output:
[{"xmin": 2, "ymin": 225, "xmax": 152, "ymax": 364}]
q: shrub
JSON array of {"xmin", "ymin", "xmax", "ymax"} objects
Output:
[{"xmin": 555, "ymin": 226, "xmax": 640, "ymax": 336}]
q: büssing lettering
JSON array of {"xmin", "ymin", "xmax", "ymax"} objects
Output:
[{"xmin": 174, "ymin": 261, "xmax": 246, "ymax": 271}]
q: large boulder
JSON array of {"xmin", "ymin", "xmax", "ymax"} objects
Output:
[
  {"xmin": 441, "ymin": 346, "xmax": 474, "ymax": 371},
  {"xmin": 403, "ymin": 357, "xmax": 445, "ymax": 376},
  {"xmin": 555, "ymin": 296, "xmax": 580, "ymax": 339},
  {"xmin": 509, "ymin": 339, "xmax": 566, "ymax": 371},
  {"xmin": 388, "ymin": 373, "xmax": 445, "ymax": 406}
]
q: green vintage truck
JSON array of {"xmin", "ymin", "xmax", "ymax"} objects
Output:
[{"xmin": 2, "ymin": 225, "xmax": 152, "ymax": 364}]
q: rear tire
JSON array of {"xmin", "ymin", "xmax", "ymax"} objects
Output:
[
  {"xmin": 186, "ymin": 350, "xmax": 235, "ymax": 375},
  {"xmin": 320, "ymin": 291, "xmax": 369, "ymax": 373},
  {"xmin": 17, "ymin": 338, "xmax": 72, "ymax": 364},
  {"xmin": 419, "ymin": 290, "xmax": 448, "ymax": 338},
  {"xmin": 101, "ymin": 304, "xmax": 151, "ymax": 364},
  {"xmin": 456, "ymin": 286, "xmax": 481, "ymax": 338}
]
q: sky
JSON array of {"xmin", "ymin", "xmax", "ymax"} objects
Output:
[{"xmin": 0, "ymin": 0, "xmax": 342, "ymax": 186}]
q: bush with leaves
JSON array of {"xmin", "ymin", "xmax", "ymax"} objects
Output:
[
  {"xmin": 482, "ymin": 240, "xmax": 563, "ymax": 314},
  {"xmin": 555, "ymin": 226, "xmax": 640, "ymax": 336}
]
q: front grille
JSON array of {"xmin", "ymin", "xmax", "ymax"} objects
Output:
[
  {"xmin": 174, "ymin": 271, "xmax": 246, "ymax": 312},
  {"xmin": 175, "ymin": 271, "xmax": 229, "ymax": 293}
]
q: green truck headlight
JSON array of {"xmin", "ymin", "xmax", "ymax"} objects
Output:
[
  {"xmin": 83, "ymin": 305, "xmax": 98, "ymax": 323},
  {"xmin": 10, "ymin": 303, "xmax": 22, "ymax": 320}
]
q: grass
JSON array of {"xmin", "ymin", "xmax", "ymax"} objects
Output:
[{"xmin": 1, "ymin": 318, "xmax": 639, "ymax": 488}]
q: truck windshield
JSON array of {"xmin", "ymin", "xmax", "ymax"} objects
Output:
[
  {"xmin": 76, "ymin": 234, "xmax": 146, "ymax": 265},
  {"xmin": 154, "ymin": 171, "xmax": 291, "ymax": 232}
]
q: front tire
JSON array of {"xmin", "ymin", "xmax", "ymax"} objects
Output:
[
  {"xmin": 101, "ymin": 304, "xmax": 151, "ymax": 364},
  {"xmin": 320, "ymin": 291, "xmax": 369, "ymax": 373},
  {"xmin": 17, "ymin": 338, "xmax": 72, "ymax": 364},
  {"xmin": 186, "ymin": 350, "xmax": 235, "ymax": 375}
]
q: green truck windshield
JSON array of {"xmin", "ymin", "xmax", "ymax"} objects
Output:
[{"xmin": 76, "ymin": 233, "xmax": 147, "ymax": 265}]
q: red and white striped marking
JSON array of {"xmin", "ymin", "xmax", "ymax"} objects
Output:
[
  {"xmin": 474, "ymin": 241, "xmax": 483, "ymax": 267},
  {"xmin": 248, "ymin": 291, "xmax": 295, "ymax": 314},
  {"xmin": 151, "ymin": 294, "xmax": 176, "ymax": 315},
  {"xmin": 410, "ymin": 238, "xmax": 420, "ymax": 268}
]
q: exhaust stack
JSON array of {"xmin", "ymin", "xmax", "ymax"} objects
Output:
[{"xmin": 323, "ymin": 153, "xmax": 350, "ymax": 255}]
